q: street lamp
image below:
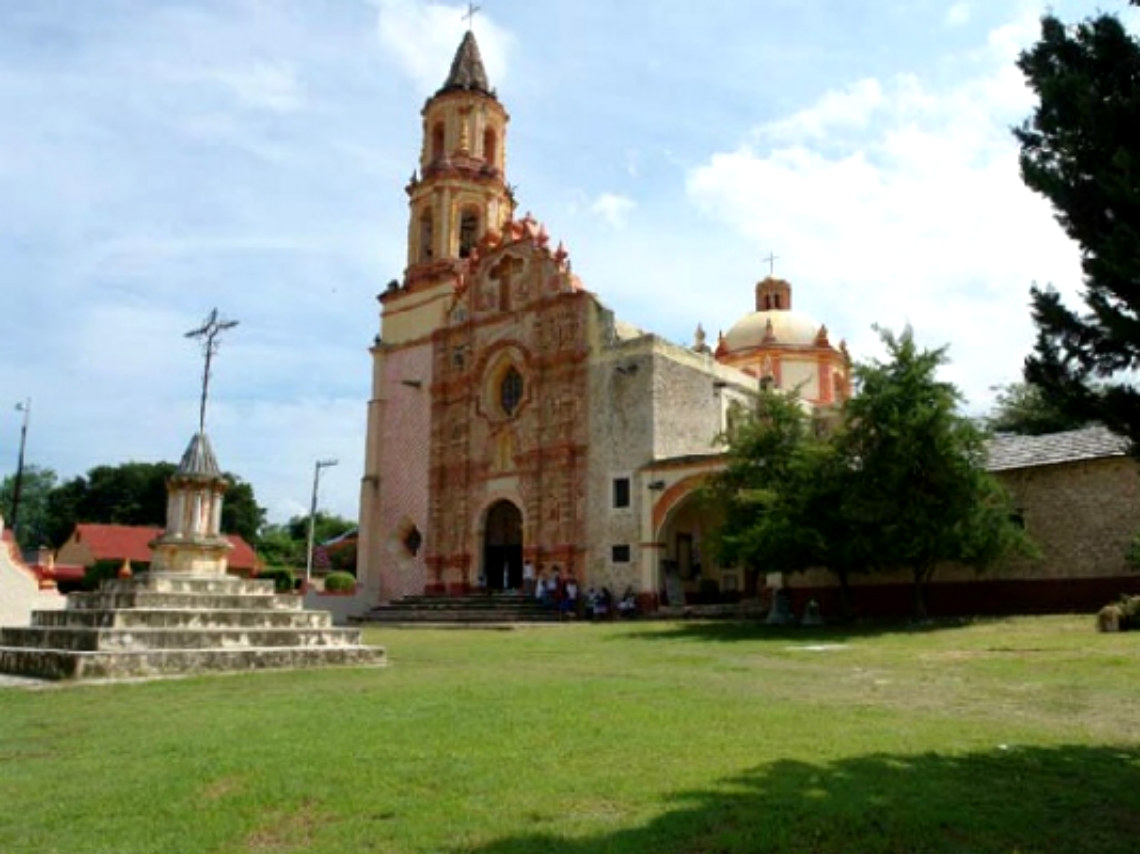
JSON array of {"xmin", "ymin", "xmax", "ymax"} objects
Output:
[
  {"xmin": 305, "ymin": 458, "xmax": 338, "ymax": 587},
  {"xmin": 9, "ymin": 398, "xmax": 30, "ymax": 543}
]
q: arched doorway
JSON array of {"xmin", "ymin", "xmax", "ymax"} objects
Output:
[{"xmin": 483, "ymin": 500, "xmax": 523, "ymax": 591}]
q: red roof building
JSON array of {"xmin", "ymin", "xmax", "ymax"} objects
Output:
[{"xmin": 55, "ymin": 524, "xmax": 260, "ymax": 575}]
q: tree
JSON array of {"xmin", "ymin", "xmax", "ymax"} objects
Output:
[
  {"xmin": 1016, "ymin": 5, "xmax": 1140, "ymax": 447},
  {"xmin": 985, "ymin": 381, "xmax": 1090, "ymax": 435},
  {"xmin": 0, "ymin": 465, "xmax": 58, "ymax": 550},
  {"xmin": 256, "ymin": 513, "xmax": 356, "ymax": 571},
  {"xmin": 841, "ymin": 328, "xmax": 1030, "ymax": 619},
  {"xmin": 709, "ymin": 390, "xmax": 821, "ymax": 592},
  {"xmin": 39, "ymin": 461, "xmax": 265, "ymax": 547},
  {"xmin": 708, "ymin": 390, "xmax": 865, "ymax": 614}
]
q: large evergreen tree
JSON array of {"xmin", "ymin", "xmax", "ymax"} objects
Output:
[{"xmin": 1016, "ymin": 4, "xmax": 1140, "ymax": 445}]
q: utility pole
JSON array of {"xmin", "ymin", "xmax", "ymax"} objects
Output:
[
  {"xmin": 9, "ymin": 398, "xmax": 30, "ymax": 544},
  {"xmin": 305, "ymin": 459, "xmax": 338, "ymax": 587}
]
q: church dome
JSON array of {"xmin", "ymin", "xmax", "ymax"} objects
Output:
[{"xmin": 722, "ymin": 309, "xmax": 824, "ymax": 352}]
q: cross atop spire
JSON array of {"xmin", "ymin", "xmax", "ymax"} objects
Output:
[
  {"xmin": 762, "ymin": 251, "xmax": 779, "ymax": 277},
  {"xmin": 462, "ymin": 1, "xmax": 481, "ymax": 31}
]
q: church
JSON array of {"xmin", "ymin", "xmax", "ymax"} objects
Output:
[{"xmin": 355, "ymin": 30, "xmax": 849, "ymax": 609}]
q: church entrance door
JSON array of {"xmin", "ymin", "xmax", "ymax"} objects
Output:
[{"xmin": 483, "ymin": 500, "xmax": 523, "ymax": 591}]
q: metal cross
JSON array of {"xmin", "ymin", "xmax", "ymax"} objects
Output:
[
  {"xmin": 462, "ymin": 1, "xmax": 481, "ymax": 30},
  {"xmin": 185, "ymin": 308, "xmax": 239, "ymax": 434},
  {"xmin": 762, "ymin": 252, "xmax": 779, "ymax": 277}
]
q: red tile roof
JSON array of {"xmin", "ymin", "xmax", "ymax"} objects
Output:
[{"xmin": 70, "ymin": 523, "xmax": 259, "ymax": 570}]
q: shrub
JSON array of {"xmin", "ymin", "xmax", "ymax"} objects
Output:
[
  {"xmin": 324, "ymin": 571, "xmax": 356, "ymax": 593},
  {"xmin": 258, "ymin": 567, "xmax": 296, "ymax": 593},
  {"xmin": 1096, "ymin": 595, "xmax": 1140, "ymax": 632}
]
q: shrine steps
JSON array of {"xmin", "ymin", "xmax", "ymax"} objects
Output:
[{"xmin": 0, "ymin": 574, "xmax": 385, "ymax": 680}]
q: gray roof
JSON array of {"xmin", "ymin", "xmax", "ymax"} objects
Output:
[
  {"xmin": 177, "ymin": 432, "xmax": 221, "ymax": 478},
  {"xmin": 438, "ymin": 31, "xmax": 492, "ymax": 97},
  {"xmin": 986, "ymin": 425, "xmax": 1129, "ymax": 472}
]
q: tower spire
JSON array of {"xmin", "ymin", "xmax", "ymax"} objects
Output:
[{"xmin": 438, "ymin": 29, "xmax": 492, "ymax": 96}]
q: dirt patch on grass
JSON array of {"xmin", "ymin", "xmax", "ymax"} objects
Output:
[{"xmin": 245, "ymin": 801, "xmax": 320, "ymax": 853}]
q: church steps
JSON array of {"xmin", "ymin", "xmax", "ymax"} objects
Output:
[
  {"xmin": 0, "ymin": 626, "xmax": 368, "ymax": 652},
  {"xmin": 0, "ymin": 645, "xmax": 383, "ymax": 681},
  {"xmin": 354, "ymin": 593, "xmax": 562, "ymax": 624},
  {"xmin": 30, "ymin": 608, "xmax": 331, "ymax": 630}
]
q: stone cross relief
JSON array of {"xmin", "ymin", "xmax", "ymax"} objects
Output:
[{"xmin": 485, "ymin": 255, "xmax": 525, "ymax": 313}]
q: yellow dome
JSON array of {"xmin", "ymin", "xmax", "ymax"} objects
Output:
[{"xmin": 723, "ymin": 309, "xmax": 823, "ymax": 352}]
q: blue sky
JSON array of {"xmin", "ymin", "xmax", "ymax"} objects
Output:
[{"xmin": 0, "ymin": 0, "xmax": 1132, "ymax": 525}]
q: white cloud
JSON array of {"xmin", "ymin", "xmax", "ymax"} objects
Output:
[
  {"xmin": 761, "ymin": 78, "xmax": 885, "ymax": 143},
  {"xmin": 591, "ymin": 192, "xmax": 636, "ymax": 229},
  {"xmin": 373, "ymin": 0, "xmax": 513, "ymax": 96},
  {"xmin": 686, "ymin": 15, "xmax": 1082, "ymax": 412},
  {"xmin": 945, "ymin": 3, "xmax": 972, "ymax": 27}
]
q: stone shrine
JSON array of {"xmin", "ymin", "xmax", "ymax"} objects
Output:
[{"xmin": 0, "ymin": 311, "xmax": 384, "ymax": 680}]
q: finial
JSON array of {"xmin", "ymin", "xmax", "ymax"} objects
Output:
[
  {"xmin": 694, "ymin": 324, "xmax": 709, "ymax": 353},
  {"xmin": 184, "ymin": 308, "xmax": 239, "ymax": 434}
]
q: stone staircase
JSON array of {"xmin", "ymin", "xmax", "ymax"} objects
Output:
[
  {"xmin": 355, "ymin": 591, "xmax": 561, "ymax": 625},
  {"xmin": 0, "ymin": 573, "xmax": 385, "ymax": 680}
]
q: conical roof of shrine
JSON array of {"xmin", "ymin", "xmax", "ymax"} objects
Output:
[{"xmin": 177, "ymin": 432, "xmax": 221, "ymax": 478}]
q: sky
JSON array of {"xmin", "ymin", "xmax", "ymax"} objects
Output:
[{"xmin": 1, "ymin": 0, "xmax": 1134, "ymax": 527}]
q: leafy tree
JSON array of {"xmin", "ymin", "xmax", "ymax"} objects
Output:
[
  {"xmin": 285, "ymin": 512, "xmax": 356, "ymax": 545},
  {"xmin": 708, "ymin": 390, "xmax": 865, "ymax": 614},
  {"xmin": 985, "ymin": 381, "xmax": 1090, "ymax": 435},
  {"xmin": 841, "ymin": 328, "xmax": 1030, "ymax": 619},
  {"xmin": 256, "ymin": 513, "xmax": 356, "ymax": 571},
  {"xmin": 709, "ymin": 390, "xmax": 819, "ymax": 592},
  {"xmin": 0, "ymin": 465, "xmax": 58, "ymax": 550},
  {"xmin": 39, "ymin": 461, "xmax": 265, "ymax": 547},
  {"xmin": 256, "ymin": 523, "xmax": 306, "ymax": 569},
  {"xmin": 1016, "ymin": 5, "xmax": 1140, "ymax": 446}
]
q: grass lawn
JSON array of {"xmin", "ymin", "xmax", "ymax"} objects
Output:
[{"xmin": 1, "ymin": 615, "xmax": 1138, "ymax": 854}]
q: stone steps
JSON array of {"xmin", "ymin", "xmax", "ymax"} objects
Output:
[
  {"xmin": 1, "ymin": 626, "xmax": 366, "ymax": 651},
  {"xmin": 0, "ymin": 645, "xmax": 383, "ymax": 681},
  {"xmin": 31, "ymin": 608, "xmax": 331, "ymax": 629},
  {"xmin": 0, "ymin": 572, "xmax": 385, "ymax": 680},
  {"xmin": 67, "ymin": 591, "xmax": 300, "ymax": 611}
]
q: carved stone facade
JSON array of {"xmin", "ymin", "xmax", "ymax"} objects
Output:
[{"xmin": 424, "ymin": 227, "xmax": 595, "ymax": 592}]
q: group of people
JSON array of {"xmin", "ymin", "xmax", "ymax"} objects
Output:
[
  {"xmin": 530, "ymin": 563, "xmax": 637, "ymax": 620},
  {"xmin": 479, "ymin": 560, "xmax": 639, "ymax": 619}
]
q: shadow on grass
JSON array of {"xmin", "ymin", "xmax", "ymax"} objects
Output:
[
  {"xmin": 618, "ymin": 617, "xmax": 979, "ymax": 644},
  {"xmin": 456, "ymin": 744, "xmax": 1140, "ymax": 854}
]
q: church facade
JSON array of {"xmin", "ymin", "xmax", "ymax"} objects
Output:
[{"xmin": 356, "ymin": 31, "xmax": 850, "ymax": 607}]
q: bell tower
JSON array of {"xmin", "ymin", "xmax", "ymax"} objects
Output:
[
  {"xmin": 399, "ymin": 30, "xmax": 513, "ymax": 307},
  {"xmin": 360, "ymin": 29, "xmax": 513, "ymax": 603}
]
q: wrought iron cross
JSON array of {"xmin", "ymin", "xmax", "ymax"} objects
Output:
[
  {"xmin": 462, "ymin": 1, "xmax": 481, "ymax": 30},
  {"xmin": 185, "ymin": 308, "xmax": 239, "ymax": 434},
  {"xmin": 762, "ymin": 252, "xmax": 779, "ymax": 277}
]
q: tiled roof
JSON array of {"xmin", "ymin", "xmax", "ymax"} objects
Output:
[
  {"xmin": 70, "ymin": 523, "xmax": 259, "ymax": 569},
  {"xmin": 986, "ymin": 425, "xmax": 1129, "ymax": 472}
]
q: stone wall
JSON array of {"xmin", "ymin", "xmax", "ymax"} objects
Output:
[{"xmin": 785, "ymin": 454, "xmax": 1140, "ymax": 615}]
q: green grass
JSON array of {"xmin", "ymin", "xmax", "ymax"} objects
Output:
[{"xmin": 1, "ymin": 616, "xmax": 1138, "ymax": 853}]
